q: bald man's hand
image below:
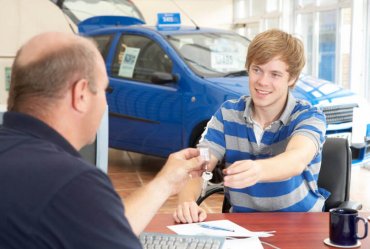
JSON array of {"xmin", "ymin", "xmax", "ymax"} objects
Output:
[
  {"xmin": 156, "ymin": 148, "xmax": 205, "ymax": 196},
  {"xmin": 124, "ymin": 148, "xmax": 206, "ymax": 235}
]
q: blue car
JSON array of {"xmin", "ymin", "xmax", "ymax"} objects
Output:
[{"xmin": 79, "ymin": 15, "xmax": 370, "ymax": 166}]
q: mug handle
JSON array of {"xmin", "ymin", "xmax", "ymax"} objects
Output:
[{"xmin": 356, "ymin": 217, "xmax": 368, "ymax": 240}]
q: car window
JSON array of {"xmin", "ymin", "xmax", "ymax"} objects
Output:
[
  {"xmin": 111, "ymin": 35, "xmax": 173, "ymax": 83},
  {"xmin": 167, "ymin": 32, "xmax": 249, "ymax": 78},
  {"xmin": 91, "ymin": 35, "xmax": 113, "ymax": 60}
]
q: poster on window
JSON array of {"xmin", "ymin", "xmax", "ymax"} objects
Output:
[{"xmin": 118, "ymin": 47, "xmax": 140, "ymax": 78}]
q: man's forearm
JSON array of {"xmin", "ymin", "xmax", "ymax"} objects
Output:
[
  {"xmin": 258, "ymin": 150, "xmax": 309, "ymax": 181},
  {"xmin": 177, "ymin": 178, "xmax": 203, "ymax": 203},
  {"xmin": 124, "ymin": 177, "xmax": 172, "ymax": 235},
  {"xmin": 258, "ymin": 135, "xmax": 317, "ymax": 182}
]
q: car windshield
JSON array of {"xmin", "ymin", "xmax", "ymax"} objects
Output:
[
  {"xmin": 167, "ymin": 32, "xmax": 250, "ymax": 77},
  {"xmin": 55, "ymin": 0, "xmax": 145, "ymax": 24}
]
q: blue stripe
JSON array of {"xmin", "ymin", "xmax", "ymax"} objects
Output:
[
  {"xmin": 227, "ymin": 174, "xmax": 305, "ymax": 197},
  {"xmin": 292, "ymin": 102, "xmax": 314, "ymax": 115},
  {"xmin": 291, "ymin": 109, "xmax": 325, "ymax": 127},
  {"xmin": 232, "ymin": 205, "xmax": 258, "ymax": 213},
  {"xmin": 310, "ymin": 155, "xmax": 321, "ymax": 164},
  {"xmin": 204, "ymin": 128, "xmax": 225, "ymax": 148},
  {"xmin": 261, "ymin": 130, "xmax": 285, "ymax": 145},
  {"xmin": 320, "ymin": 133, "xmax": 325, "ymax": 143},
  {"xmin": 319, "ymin": 187, "xmax": 331, "ymax": 199},
  {"xmin": 223, "ymin": 121, "xmax": 250, "ymax": 139},
  {"xmin": 223, "ymin": 99, "xmax": 246, "ymax": 110},
  {"xmin": 303, "ymin": 170, "xmax": 316, "ymax": 182},
  {"xmin": 214, "ymin": 109, "xmax": 224, "ymax": 121},
  {"xmin": 244, "ymin": 127, "xmax": 256, "ymax": 143},
  {"xmin": 225, "ymin": 149, "xmax": 271, "ymax": 163},
  {"xmin": 260, "ymin": 119, "xmax": 325, "ymax": 146}
]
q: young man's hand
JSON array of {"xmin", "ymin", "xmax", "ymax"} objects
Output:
[
  {"xmin": 223, "ymin": 160, "xmax": 262, "ymax": 188},
  {"xmin": 173, "ymin": 201, "xmax": 207, "ymax": 223}
]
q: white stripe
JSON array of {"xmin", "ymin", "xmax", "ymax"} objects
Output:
[
  {"xmin": 309, "ymin": 162, "xmax": 321, "ymax": 176},
  {"xmin": 308, "ymin": 198, "xmax": 325, "ymax": 212},
  {"xmin": 221, "ymin": 108, "xmax": 245, "ymax": 125}
]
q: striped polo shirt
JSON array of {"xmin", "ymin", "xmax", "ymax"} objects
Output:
[{"xmin": 198, "ymin": 92, "xmax": 328, "ymax": 212}]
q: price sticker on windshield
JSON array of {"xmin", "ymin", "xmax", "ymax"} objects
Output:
[{"xmin": 211, "ymin": 52, "xmax": 237, "ymax": 70}]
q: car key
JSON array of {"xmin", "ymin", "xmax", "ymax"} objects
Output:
[
  {"xmin": 201, "ymin": 171, "xmax": 213, "ymax": 197},
  {"xmin": 199, "ymin": 147, "xmax": 210, "ymax": 165},
  {"xmin": 199, "ymin": 147, "xmax": 213, "ymax": 197}
]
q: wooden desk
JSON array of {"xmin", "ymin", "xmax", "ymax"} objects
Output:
[{"xmin": 145, "ymin": 212, "xmax": 370, "ymax": 249}]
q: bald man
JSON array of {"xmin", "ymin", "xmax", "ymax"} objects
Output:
[{"xmin": 0, "ymin": 32, "xmax": 204, "ymax": 248}]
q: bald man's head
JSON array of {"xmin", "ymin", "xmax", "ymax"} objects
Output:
[{"xmin": 8, "ymin": 32, "xmax": 100, "ymax": 114}]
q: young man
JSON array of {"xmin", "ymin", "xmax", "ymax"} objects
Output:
[
  {"xmin": 173, "ymin": 29, "xmax": 328, "ymax": 224},
  {"xmin": 0, "ymin": 32, "xmax": 204, "ymax": 248}
]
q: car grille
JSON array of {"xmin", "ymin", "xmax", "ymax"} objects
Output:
[{"xmin": 321, "ymin": 103, "xmax": 358, "ymax": 124}]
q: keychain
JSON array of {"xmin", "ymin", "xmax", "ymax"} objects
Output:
[{"xmin": 199, "ymin": 147, "xmax": 213, "ymax": 197}]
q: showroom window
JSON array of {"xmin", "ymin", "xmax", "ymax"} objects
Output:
[
  {"xmin": 366, "ymin": 0, "xmax": 370, "ymax": 102},
  {"xmin": 233, "ymin": 0, "xmax": 281, "ymax": 39},
  {"xmin": 318, "ymin": 10, "xmax": 337, "ymax": 83},
  {"xmin": 294, "ymin": 0, "xmax": 352, "ymax": 88}
]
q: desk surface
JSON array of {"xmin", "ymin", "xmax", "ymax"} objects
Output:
[{"xmin": 145, "ymin": 212, "xmax": 370, "ymax": 249}]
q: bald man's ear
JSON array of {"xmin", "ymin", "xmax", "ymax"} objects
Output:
[{"xmin": 71, "ymin": 79, "xmax": 90, "ymax": 113}]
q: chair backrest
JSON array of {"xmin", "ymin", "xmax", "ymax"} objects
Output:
[{"xmin": 317, "ymin": 137, "xmax": 351, "ymax": 211}]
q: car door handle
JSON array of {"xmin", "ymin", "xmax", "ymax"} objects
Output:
[{"xmin": 106, "ymin": 86, "xmax": 114, "ymax": 94}]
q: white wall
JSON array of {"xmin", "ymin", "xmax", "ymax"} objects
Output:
[
  {"xmin": 132, "ymin": 0, "xmax": 234, "ymax": 30},
  {"xmin": 0, "ymin": 0, "xmax": 75, "ymax": 105}
]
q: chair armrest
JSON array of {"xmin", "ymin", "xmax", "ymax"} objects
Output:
[
  {"xmin": 337, "ymin": 201, "xmax": 363, "ymax": 210},
  {"xmin": 196, "ymin": 183, "xmax": 224, "ymax": 205}
]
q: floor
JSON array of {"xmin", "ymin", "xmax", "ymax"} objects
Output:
[{"xmin": 108, "ymin": 148, "xmax": 370, "ymax": 214}]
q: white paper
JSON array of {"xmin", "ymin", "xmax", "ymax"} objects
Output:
[
  {"xmin": 222, "ymin": 237, "xmax": 264, "ymax": 249},
  {"xmin": 167, "ymin": 220, "xmax": 274, "ymax": 238},
  {"xmin": 118, "ymin": 47, "xmax": 140, "ymax": 78}
]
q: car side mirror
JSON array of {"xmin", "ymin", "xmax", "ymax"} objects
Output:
[{"xmin": 151, "ymin": 72, "xmax": 178, "ymax": 84}]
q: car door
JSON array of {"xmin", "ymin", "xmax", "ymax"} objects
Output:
[{"xmin": 106, "ymin": 33, "xmax": 183, "ymax": 157}]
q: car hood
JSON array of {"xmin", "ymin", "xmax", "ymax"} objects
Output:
[{"xmin": 206, "ymin": 74, "xmax": 358, "ymax": 107}]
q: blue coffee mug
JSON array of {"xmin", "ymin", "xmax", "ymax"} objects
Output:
[{"xmin": 329, "ymin": 208, "xmax": 368, "ymax": 246}]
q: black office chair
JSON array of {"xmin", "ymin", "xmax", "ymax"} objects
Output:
[
  {"xmin": 318, "ymin": 137, "xmax": 362, "ymax": 211},
  {"xmin": 197, "ymin": 137, "xmax": 362, "ymax": 212}
]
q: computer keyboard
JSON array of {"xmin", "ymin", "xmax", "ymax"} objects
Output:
[{"xmin": 139, "ymin": 232, "xmax": 225, "ymax": 249}]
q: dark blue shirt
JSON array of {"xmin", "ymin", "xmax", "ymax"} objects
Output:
[{"xmin": 0, "ymin": 112, "xmax": 142, "ymax": 249}]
